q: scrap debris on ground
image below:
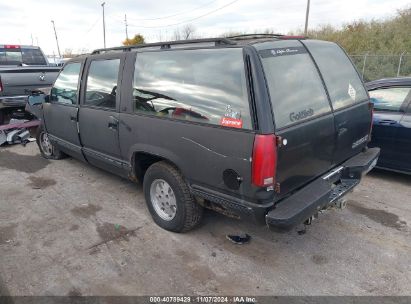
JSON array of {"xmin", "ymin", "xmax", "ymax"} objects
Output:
[{"xmin": 0, "ymin": 119, "xmax": 39, "ymax": 146}]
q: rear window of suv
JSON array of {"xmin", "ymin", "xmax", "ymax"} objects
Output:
[
  {"xmin": 257, "ymin": 40, "xmax": 331, "ymax": 129},
  {"xmin": 133, "ymin": 48, "xmax": 252, "ymax": 130},
  {"xmin": 303, "ymin": 40, "xmax": 368, "ymax": 110}
]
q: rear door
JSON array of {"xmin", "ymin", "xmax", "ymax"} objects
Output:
[
  {"xmin": 43, "ymin": 61, "xmax": 85, "ymax": 161},
  {"xmin": 78, "ymin": 54, "xmax": 125, "ymax": 176},
  {"xmin": 369, "ymin": 86, "xmax": 411, "ymax": 170},
  {"xmin": 303, "ymin": 40, "xmax": 372, "ymax": 166},
  {"xmin": 256, "ymin": 40, "xmax": 336, "ymax": 195}
]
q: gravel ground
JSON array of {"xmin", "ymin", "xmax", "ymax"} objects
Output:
[{"xmin": 0, "ymin": 143, "xmax": 410, "ymax": 296}]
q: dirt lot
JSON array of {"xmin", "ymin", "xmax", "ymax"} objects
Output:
[{"xmin": 0, "ymin": 143, "xmax": 410, "ymax": 296}]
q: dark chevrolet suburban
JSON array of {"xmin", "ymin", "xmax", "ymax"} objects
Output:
[{"xmin": 32, "ymin": 35, "xmax": 380, "ymax": 232}]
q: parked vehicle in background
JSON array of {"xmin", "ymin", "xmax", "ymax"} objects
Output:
[
  {"xmin": 367, "ymin": 77, "xmax": 411, "ymax": 174},
  {"xmin": 46, "ymin": 56, "xmax": 65, "ymax": 67},
  {"xmin": 0, "ymin": 45, "xmax": 61, "ymax": 125},
  {"xmin": 31, "ymin": 35, "xmax": 379, "ymax": 233}
]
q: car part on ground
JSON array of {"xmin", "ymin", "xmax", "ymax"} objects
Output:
[{"xmin": 0, "ymin": 119, "xmax": 40, "ymax": 146}]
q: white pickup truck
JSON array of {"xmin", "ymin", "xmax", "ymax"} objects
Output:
[{"xmin": 0, "ymin": 45, "xmax": 61, "ymax": 124}]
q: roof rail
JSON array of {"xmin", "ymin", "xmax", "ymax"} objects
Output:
[
  {"xmin": 91, "ymin": 38, "xmax": 236, "ymax": 54},
  {"xmin": 227, "ymin": 34, "xmax": 306, "ymax": 40},
  {"xmin": 227, "ymin": 34, "xmax": 284, "ymax": 40}
]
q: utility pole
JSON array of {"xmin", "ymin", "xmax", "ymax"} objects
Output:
[
  {"xmin": 124, "ymin": 14, "xmax": 129, "ymax": 40},
  {"xmin": 304, "ymin": 0, "xmax": 311, "ymax": 36},
  {"xmin": 101, "ymin": 2, "xmax": 106, "ymax": 48},
  {"xmin": 30, "ymin": 34, "xmax": 33, "ymax": 45},
  {"xmin": 51, "ymin": 20, "xmax": 61, "ymax": 58}
]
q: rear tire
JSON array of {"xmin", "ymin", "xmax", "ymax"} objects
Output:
[
  {"xmin": 36, "ymin": 125, "xmax": 66, "ymax": 160},
  {"xmin": 143, "ymin": 161, "xmax": 203, "ymax": 232}
]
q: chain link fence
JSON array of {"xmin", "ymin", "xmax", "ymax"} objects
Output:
[{"xmin": 350, "ymin": 53, "xmax": 411, "ymax": 82}]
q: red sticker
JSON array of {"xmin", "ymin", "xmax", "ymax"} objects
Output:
[{"xmin": 220, "ymin": 117, "xmax": 243, "ymax": 129}]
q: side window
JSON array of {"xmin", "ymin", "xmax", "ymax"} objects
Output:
[
  {"xmin": 50, "ymin": 62, "xmax": 81, "ymax": 105},
  {"xmin": 303, "ymin": 40, "xmax": 368, "ymax": 110},
  {"xmin": 257, "ymin": 40, "xmax": 331, "ymax": 129},
  {"xmin": 369, "ymin": 87, "xmax": 411, "ymax": 112},
  {"xmin": 85, "ymin": 59, "xmax": 120, "ymax": 109},
  {"xmin": 133, "ymin": 49, "xmax": 252, "ymax": 129}
]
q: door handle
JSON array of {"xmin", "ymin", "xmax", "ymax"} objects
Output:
[
  {"xmin": 108, "ymin": 116, "xmax": 119, "ymax": 130},
  {"xmin": 378, "ymin": 119, "xmax": 396, "ymax": 125},
  {"xmin": 70, "ymin": 115, "xmax": 77, "ymax": 122}
]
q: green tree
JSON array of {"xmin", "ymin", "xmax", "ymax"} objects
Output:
[{"xmin": 123, "ymin": 34, "xmax": 145, "ymax": 46}]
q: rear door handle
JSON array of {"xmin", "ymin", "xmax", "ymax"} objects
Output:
[
  {"xmin": 70, "ymin": 115, "xmax": 77, "ymax": 122},
  {"xmin": 108, "ymin": 116, "xmax": 119, "ymax": 130}
]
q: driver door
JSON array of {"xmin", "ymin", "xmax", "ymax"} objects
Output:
[{"xmin": 42, "ymin": 61, "xmax": 85, "ymax": 161}]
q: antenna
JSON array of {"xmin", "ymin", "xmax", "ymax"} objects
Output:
[{"xmin": 51, "ymin": 20, "xmax": 61, "ymax": 58}]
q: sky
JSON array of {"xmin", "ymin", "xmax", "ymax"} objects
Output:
[{"xmin": 0, "ymin": 0, "xmax": 409, "ymax": 56}]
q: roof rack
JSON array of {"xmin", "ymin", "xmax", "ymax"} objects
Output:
[
  {"xmin": 91, "ymin": 38, "xmax": 236, "ymax": 54},
  {"xmin": 227, "ymin": 34, "xmax": 284, "ymax": 40},
  {"xmin": 227, "ymin": 33, "xmax": 306, "ymax": 40}
]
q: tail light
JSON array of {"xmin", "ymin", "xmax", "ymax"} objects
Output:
[
  {"xmin": 0, "ymin": 77, "xmax": 3, "ymax": 93},
  {"xmin": 368, "ymin": 102, "xmax": 374, "ymax": 140},
  {"xmin": 252, "ymin": 134, "xmax": 277, "ymax": 187}
]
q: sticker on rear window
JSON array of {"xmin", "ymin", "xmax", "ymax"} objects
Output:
[
  {"xmin": 348, "ymin": 83, "xmax": 356, "ymax": 101},
  {"xmin": 220, "ymin": 117, "xmax": 243, "ymax": 128},
  {"xmin": 259, "ymin": 47, "xmax": 307, "ymax": 58}
]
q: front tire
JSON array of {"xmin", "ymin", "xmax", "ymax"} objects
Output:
[
  {"xmin": 143, "ymin": 161, "xmax": 203, "ymax": 232},
  {"xmin": 36, "ymin": 125, "xmax": 66, "ymax": 160}
]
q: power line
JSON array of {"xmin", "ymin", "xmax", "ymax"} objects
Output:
[
  {"xmin": 85, "ymin": 17, "xmax": 101, "ymax": 34},
  {"xmin": 126, "ymin": 0, "xmax": 218, "ymax": 21},
  {"xmin": 128, "ymin": 0, "xmax": 240, "ymax": 29}
]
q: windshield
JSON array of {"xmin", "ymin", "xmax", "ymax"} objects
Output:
[{"xmin": 0, "ymin": 47, "xmax": 47, "ymax": 66}]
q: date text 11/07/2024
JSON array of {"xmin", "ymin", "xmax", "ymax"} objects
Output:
[{"xmin": 149, "ymin": 296, "xmax": 257, "ymax": 303}]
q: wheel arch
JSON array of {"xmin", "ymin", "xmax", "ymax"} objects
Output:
[{"xmin": 129, "ymin": 147, "xmax": 186, "ymax": 183}]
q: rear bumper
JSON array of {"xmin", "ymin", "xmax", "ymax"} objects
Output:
[
  {"xmin": 265, "ymin": 147, "xmax": 380, "ymax": 232},
  {"xmin": 0, "ymin": 95, "xmax": 28, "ymax": 109}
]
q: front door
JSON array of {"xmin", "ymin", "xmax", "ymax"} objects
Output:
[
  {"xmin": 398, "ymin": 102, "xmax": 411, "ymax": 172},
  {"xmin": 78, "ymin": 54, "xmax": 125, "ymax": 176},
  {"xmin": 43, "ymin": 61, "xmax": 85, "ymax": 161}
]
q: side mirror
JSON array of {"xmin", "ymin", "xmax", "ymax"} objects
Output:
[{"xmin": 28, "ymin": 94, "xmax": 50, "ymax": 105}]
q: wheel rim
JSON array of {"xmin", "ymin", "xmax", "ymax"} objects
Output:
[
  {"xmin": 150, "ymin": 179, "xmax": 177, "ymax": 221},
  {"xmin": 40, "ymin": 132, "xmax": 53, "ymax": 157}
]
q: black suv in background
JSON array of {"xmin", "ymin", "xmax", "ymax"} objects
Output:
[{"xmin": 32, "ymin": 35, "xmax": 379, "ymax": 233}]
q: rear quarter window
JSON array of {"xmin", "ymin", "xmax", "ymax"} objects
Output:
[
  {"xmin": 132, "ymin": 48, "xmax": 252, "ymax": 130},
  {"xmin": 257, "ymin": 40, "xmax": 331, "ymax": 129},
  {"xmin": 303, "ymin": 40, "xmax": 368, "ymax": 110}
]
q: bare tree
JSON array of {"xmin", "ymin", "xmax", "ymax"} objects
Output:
[
  {"xmin": 173, "ymin": 28, "xmax": 181, "ymax": 41},
  {"xmin": 182, "ymin": 24, "xmax": 196, "ymax": 40}
]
